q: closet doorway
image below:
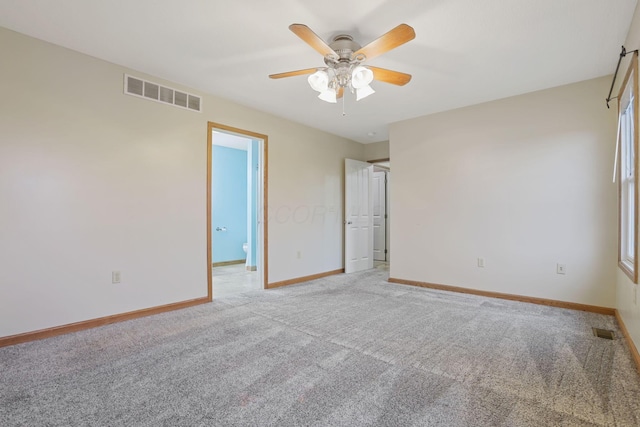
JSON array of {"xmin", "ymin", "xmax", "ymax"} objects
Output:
[{"xmin": 370, "ymin": 160, "xmax": 390, "ymax": 271}]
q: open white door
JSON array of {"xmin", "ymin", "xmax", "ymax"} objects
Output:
[
  {"xmin": 373, "ymin": 171, "xmax": 386, "ymax": 261},
  {"xmin": 345, "ymin": 159, "xmax": 374, "ymax": 273}
]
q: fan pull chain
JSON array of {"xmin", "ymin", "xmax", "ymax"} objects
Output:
[{"xmin": 342, "ymin": 93, "xmax": 346, "ymax": 116}]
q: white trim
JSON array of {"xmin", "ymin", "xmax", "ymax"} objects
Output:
[
  {"xmin": 614, "ymin": 109, "xmax": 621, "ymax": 183},
  {"xmin": 620, "ymin": 72, "xmax": 636, "ymax": 275}
]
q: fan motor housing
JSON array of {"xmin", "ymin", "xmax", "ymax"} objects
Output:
[{"xmin": 328, "ymin": 34, "xmax": 361, "ymax": 62}]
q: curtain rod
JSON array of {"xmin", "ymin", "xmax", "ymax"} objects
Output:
[{"xmin": 606, "ymin": 46, "xmax": 639, "ymax": 108}]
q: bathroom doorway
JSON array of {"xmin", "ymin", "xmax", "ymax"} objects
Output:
[{"xmin": 207, "ymin": 122, "xmax": 267, "ymax": 298}]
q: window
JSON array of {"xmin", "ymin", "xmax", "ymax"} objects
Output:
[{"xmin": 619, "ymin": 53, "xmax": 639, "ymax": 282}]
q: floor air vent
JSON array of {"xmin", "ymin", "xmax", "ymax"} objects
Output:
[
  {"xmin": 592, "ymin": 328, "xmax": 615, "ymax": 340},
  {"xmin": 124, "ymin": 74, "xmax": 201, "ymax": 112}
]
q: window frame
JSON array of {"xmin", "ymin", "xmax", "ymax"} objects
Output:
[{"xmin": 618, "ymin": 52, "xmax": 639, "ymax": 283}]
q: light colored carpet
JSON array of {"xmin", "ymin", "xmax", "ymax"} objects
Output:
[{"xmin": 2, "ymin": 268, "xmax": 640, "ymax": 426}]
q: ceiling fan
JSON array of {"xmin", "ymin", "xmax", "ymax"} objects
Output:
[{"xmin": 269, "ymin": 23, "xmax": 415, "ymax": 103}]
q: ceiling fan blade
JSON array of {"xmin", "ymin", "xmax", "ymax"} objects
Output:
[
  {"xmin": 269, "ymin": 68, "xmax": 319, "ymax": 79},
  {"xmin": 368, "ymin": 66, "xmax": 412, "ymax": 86},
  {"xmin": 289, "ymin": 24, "xmax": 338, "ymax": 58},
  {"xmin": 337, "ymin": 87, "xmax": 344, "ymax": 99},
  {"xmin": 353, "ymin": 24, "xmax": 415, "ymax": 62}
]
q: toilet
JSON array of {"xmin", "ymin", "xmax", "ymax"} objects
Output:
[{"xmin": 242, "ymin": 243, "xmax": 248, "ymax": 268}]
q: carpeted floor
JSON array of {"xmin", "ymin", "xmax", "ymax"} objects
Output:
[{"xmin": 2, "ymin": 268, "xmax": 640, "ymax": 426}]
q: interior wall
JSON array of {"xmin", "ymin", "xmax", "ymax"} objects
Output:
[
  {"xmin": 389, "ymin": 76, "xmax": 617, "ymax": 306},
  {"xmin": 364, "ymin": 140, "xmax": 389, "ymax": 161},
  {"xmin": 0, "ymin": 27, "xmax": 364, "ymax": 338},
  {"xmin": 616, "ymin": 1, "xmax": 640, "ymax": 352},
  {"xmin": 211, "ymin": 145, "xmax": 247, "ymax": 263}
]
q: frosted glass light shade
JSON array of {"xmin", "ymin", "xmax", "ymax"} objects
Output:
[
  {"xmin": 318, "ymin": 88, "xmax": 337, "ymax": 103},
  {"xmin": 308, "ymin": 70, "xmax": 329, "ymax": 92},
  {"xmin": 351, "ymin": 66, "xmax": 374, "ymax": 89},
  {"xmin": 356, "ymin": 84, "xmax": 375, "ymax": 101}
]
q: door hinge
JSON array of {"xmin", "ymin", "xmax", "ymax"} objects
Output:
[
  {"xmin": 384, "ymin": 214, "xmax": 388, "ymax": 219},
  {"xmin": 384, "ymin": 249, "xmax": 388, "ymax": 254}
]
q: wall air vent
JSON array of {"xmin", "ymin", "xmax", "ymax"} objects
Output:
[{"xmin": 124, "ymin": 74, "xmax": 202, "ymax": 113}]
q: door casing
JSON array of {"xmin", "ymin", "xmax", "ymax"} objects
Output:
[{"xmin": 373, "ymin": 170, "xmax": 387, "ymax": 261}]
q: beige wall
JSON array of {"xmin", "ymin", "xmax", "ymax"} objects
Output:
[
  {"xmin": 364, "ymin": 140, "xmax": 389, "ymax": 161},
  {"xmin": 0, "ymin": 28, "xmax": 364, "ymax": 337},
  {"xmin": 390, "ymin": 76, "xmax": 618, "ymax": 306},
  {"xmin": 616, "ymin": 2, "xmax": 640, "ymax": 353}
]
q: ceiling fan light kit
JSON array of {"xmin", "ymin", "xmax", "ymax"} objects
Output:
[
  {"xmin": 270, "ymin": 23, "xmax": 415, "ymax": 105},
  {"xmin": 307, "ymin": 66, "xmax": 375, "ymax": 103}
]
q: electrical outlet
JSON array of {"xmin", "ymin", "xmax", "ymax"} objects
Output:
[
  {"xmin": 112, "ymin": 271, "xmax": 121, "ymax": 284},
  {"xmin": 477, "ymin": 257, "xmax": 485, "ymax": 268},
  {"xmin": 556, "ymin": 264, "xmax": 566, "ymax": 275}
]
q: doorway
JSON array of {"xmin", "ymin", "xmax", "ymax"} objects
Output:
[
  {"xmin": 371, "ymin": 160, "xmax": 390, "ymax": 271},
  {"xmin": 343, "ymin": 158, "xmax": 390, "ymax": 274},
  {"xmin": 207, "ymin": 122, "xmax": 268, "ymax": 299},
  {"xmin": 373, "ymin": 167, "xmax": 388, "ymax": 262}
]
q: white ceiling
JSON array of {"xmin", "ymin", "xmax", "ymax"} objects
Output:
[{"xmin": 0, "ymin": 0, "xmax": 636, "ymax": 143}]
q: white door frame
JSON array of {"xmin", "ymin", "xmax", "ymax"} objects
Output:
[
  {"xmin": 373, "ymin": 170, "xmax": 387, "ymax": 261},
  {"xmin": 385, "ymin": 170, "xmax": 391, "ymax": 263},
  {"xmin": 369, "ymin": 160, "xmax": 391, "ymax": 264}
]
